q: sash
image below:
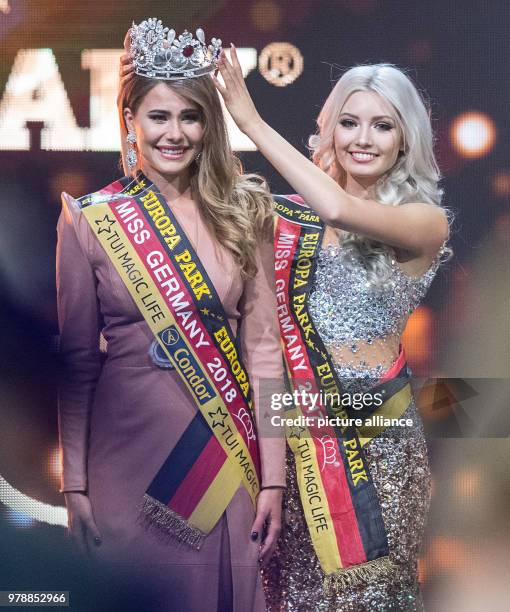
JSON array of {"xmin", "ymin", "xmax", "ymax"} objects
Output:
[
  {"xmin": 274, "ymin": 195, "xmax": 413, "ymax": 590},
  {"xmin": 76, "ymin": 173, "xmax": 260, "ymax": 549}
]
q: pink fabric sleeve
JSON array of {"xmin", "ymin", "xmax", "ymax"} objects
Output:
[
  {"xmin": 239, "ymin": 224, "xmax": 286, "ymax": 487},
  {"xmin": 56, "ymin": 194, "xmax": 103, "ymax": 493}
]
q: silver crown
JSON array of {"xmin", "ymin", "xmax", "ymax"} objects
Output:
[{"xmin": 130, "ymin": 18, "xmax": 222, "ymax": 80}]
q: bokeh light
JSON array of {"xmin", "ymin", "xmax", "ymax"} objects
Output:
[
  {"xmin": 48, "ymin": 446, "xmax": 62, "ymax": 485},
  {"xmin": 492, "ymin": 170, "xmax": 510, "ymax": 198},
  {"xmin": 406, "ymin": 39, "xmax": 433, "ymax": 64},
  {"xmin": 426, "ymin": 536, "xmax": 485, "ymax": 579},
  {"xmin": 418, "ymin": 556, "xmax": 428, "ymax": 583},
  {"xmin": 429, "ymin": 536, "xmax": 468, "ymax": 572},
  {"xmin": 402, "ymin": 305, "xmax": 434, "ymax": 370},
  {"xmin": 454, "ymin": 467, "xmax": 481, "ymax": 498},
  {"xmin": 250, "ymin": 1, "xmax": 282, "ymax": 32},
  {"xmin": 258, "ymin": 42, "xmax": 304, "ymax": 87},
  {"xmin": 450, "ymin": 111, "xmax": 497, "ymax": 159},
  {"xmin": 49, "ymin": 170, "xmax": 89, "ymax": 202}
]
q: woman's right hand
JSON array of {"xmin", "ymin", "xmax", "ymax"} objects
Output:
[{"xmin": 63, "ymin": 492, "xmax": 102, "ymax": 554}]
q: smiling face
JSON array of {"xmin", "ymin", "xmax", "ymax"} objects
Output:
[
  {"xmin": 333, "ymin": 90, "xmax": 402, "ymax": 193},
  {"xmin": 123, "ymin": 82, "xmax": 204, "ymax": 185}
]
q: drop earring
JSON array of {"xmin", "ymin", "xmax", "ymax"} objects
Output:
[{"xmin": 126, "ymin": 131, "xmax": 137, "ymax": 172}]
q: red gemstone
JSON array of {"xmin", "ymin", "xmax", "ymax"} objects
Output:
[{"xmin": 182, "ymin": 45, "xmax": 193, "ymax": 58}]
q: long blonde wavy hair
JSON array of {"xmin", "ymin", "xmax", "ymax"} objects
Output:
[
  {"xmin": 310, "ymin": 63, "xmax": 450, "ymax": 287},
  {"xmin": 118, "ymin": 74, "xmax": 273, "ymax": 279}
]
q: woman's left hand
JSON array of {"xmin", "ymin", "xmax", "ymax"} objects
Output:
[
  {"xmin": 119, "ymin": 30, "xmax": 135, "ymax": 86},
  {"xmin": 213, "ymin": 44, "xmax": 263, "ymax": 135},
  {"xmin": 251, "ymin": 488, "xmax": 283, "ymax": 566}
]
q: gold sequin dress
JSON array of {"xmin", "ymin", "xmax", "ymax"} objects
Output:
[{"xmin": 263, "ymin": 243, "xmax": 440, "ymax": 611}]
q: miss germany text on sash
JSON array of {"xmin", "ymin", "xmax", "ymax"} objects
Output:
[
  {"xmin": 274, "ymin": 195, "xmax": 413, "ymax": 590},
  {"xmin": 76, "ymin": 172, "xmax": 260, "ymax": 549}
]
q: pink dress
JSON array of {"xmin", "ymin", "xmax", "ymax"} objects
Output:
[{"xmin": 56, "ymin": 190, "xmax": 283, "ymax": 611}]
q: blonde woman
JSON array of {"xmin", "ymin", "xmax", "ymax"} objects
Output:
[
  {"xmin": 58, "ymin": 21, "xmax": 285, "ymax": 612},
  {"xmin": 215, "ymin": 49, "xmax": 449, "ymax": 610}
]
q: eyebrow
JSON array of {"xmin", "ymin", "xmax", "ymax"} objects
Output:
[
  {"xmin": 148, "ymin": 108, "xmax": 200, "ymax": 114},
  {"xmin": 339, "ymin": 112, "xmax": 395, "ymax": 122}
]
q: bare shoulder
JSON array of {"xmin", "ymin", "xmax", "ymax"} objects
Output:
[
  {"xmin": 400, "ymin": 202, "xmax": 449, "ymax": 245},
  {"xmin": 400, "ymin": 201, "xmax": 448, "ymax": 225}
]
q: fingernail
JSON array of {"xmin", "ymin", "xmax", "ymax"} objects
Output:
[
  {"xmin": 251, "ymin": 531, "xmax": 258, "ymax": 541},
  {"xmin": 94, "ymin": 537, "xmax": 102, "ymax": 546}
]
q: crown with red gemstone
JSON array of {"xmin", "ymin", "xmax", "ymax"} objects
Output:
[{"xmin": 130, "ymin": 18, "xmax": 222, "ymax": 80}]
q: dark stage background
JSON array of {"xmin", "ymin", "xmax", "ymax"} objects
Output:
[{"xmin": 1, "ymin": 1, "xmax": 509, "ymax": 610}]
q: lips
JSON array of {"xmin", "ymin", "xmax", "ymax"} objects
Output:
[
  {"xmin": 349, "ymin": 151, "xmax": 378, "ymax": 162},
  {"xmin": 157, "ymin": 146, "xmax": 189, "ymax": 160}
]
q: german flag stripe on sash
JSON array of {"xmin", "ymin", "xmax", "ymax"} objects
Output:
[
  {"xmin": 274, "ymin": 195, "xmax": 411, "ymax": 587},
  {"xmin": 170, "ymin": 437, "xmax": 226, "ymax": 518},
  {"xmin": 145, "ymin": 412, "xmax": 219, "ymax": 508},
  {"xmin": 76, "ymin": 174, "xmax": 259, "ymax": 549},
  {"xmin": 274, "ymin": 204, "xmax": 368, "ymax": 571}
]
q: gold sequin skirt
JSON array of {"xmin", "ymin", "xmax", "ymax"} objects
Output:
[{"xmin": 263, "ymin": 402, "xmax": 431, "ymax": 612}]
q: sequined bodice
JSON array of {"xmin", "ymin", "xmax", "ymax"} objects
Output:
[{"xmin": 308, "ymin": 244, "xmax": 440, "ymax": 383}]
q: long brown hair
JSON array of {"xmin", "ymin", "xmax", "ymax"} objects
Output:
[{"xmin": 118, "ymin": 75, "xmax": 273, "ymax": 279}]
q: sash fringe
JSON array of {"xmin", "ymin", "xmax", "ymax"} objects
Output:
[
  {"xmin": 139, "ymin": 494, "xmax": 206, "ymax": 550},
  {"xmin": 323, "ymin": 556, "xmax": 396, "ymax": 593}
]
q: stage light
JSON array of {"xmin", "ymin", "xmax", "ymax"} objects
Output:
[
  {"xmin": 450, "ymin": 111, "xmax": 496, "ymax": 159},
  {"xmin": 0, "ymin": 49, "xmax": 85, "ymax": 151},
  {"xmin": 259, "ymin": 42, "xmax": 304, "ymax": 87},
  {"xmin": 0, "ymin": 47, "xmax": 260, "ymax": 151},
  {"xmin": 5, "ymin": 508, "xmax": 36, "ymax": 528},
  {"xmin": 0, "ymin": 475, "xmax": 67, "ymax": 528}
]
